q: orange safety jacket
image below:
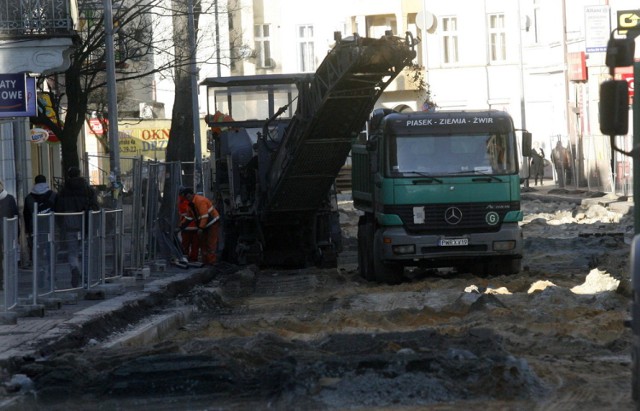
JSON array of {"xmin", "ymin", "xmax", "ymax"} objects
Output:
[
  {"xmin": 178, "ymin": 197, "xmax": 198, "ymax": 231},
  {"xmin": 190, "ymin": 194, "xmax": 220, "ymax": 230}
]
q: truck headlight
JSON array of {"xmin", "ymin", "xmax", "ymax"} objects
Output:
[
  {"xmin": 392, "ymin": 244, "xmax": 416, "ymax": 255},
  {"xmin": 493, "ymin": 240, "xmax": 516, "ymax": 251}
]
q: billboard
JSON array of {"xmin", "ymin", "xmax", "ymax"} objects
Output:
[
  {"xmin": 0, "ymin": 74, "xmax": 37, "ymax": 117},
  {"xmin": 584, "ymin": 5, "xmax": 610, "ymax": 53}
]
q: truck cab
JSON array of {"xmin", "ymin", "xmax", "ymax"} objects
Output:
[{"xmin": 352, "ymin": 109, "xmax": 531, "ymax": 283}]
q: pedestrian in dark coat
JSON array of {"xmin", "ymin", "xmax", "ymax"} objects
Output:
[
  {"xmin": 551, "ymin": 141, "xmax": 571, "ymax": 188},
  {"xmin": 54, "ymin": 167, "xmax": 99, "ymax": 288},
  {"xmin": 0, "ymin": 180, "xmax": 18, "ymax": 289},
  {"xmin": 24, "ymin": 175, "xmax": 57, "ymax": 258},
  {"xmin": 530, "ymin": 146, "xmax": 545, "ymax": 186}
]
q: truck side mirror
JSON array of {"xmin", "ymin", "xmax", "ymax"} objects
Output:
[
  {"xmin": 366, "ymin": 138, "xmax": 378, "ymax": 172},
  {"xmin": 599, "ymin": 80, "xmax": 629, "ymax": 136},
  {"xmin": 605, "ymin": 38, "xmax": 635, "ymax": 68},
  {"xmin": 521, "ymin": 132, "xmax": 532, "ymax": 157},
  {"xmin": 369, "ymin": 108, "xmax": 395, "ymax": 132}
]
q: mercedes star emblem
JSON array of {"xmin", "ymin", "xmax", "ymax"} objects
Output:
[{"xmin": 444, "ymin": 207, "xmax": 462, "ymax": 225}]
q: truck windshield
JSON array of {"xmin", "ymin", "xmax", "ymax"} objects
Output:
[{"xmin": 388, "ymin": 133, "xmax": 517, "ymax": 177}]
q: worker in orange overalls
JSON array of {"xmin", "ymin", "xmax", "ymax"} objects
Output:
[
  {"xmin": 177, "ymin": 194, "xmax": 199, "ymax": 262},
  {"xmin": 179, "ymin": 187, "xmax": 220, "ymax": 265}
]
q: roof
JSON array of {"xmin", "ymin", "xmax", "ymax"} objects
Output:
[{"xmin": 200, "ymin": 73, "xmax": 312, "ymax": 88}]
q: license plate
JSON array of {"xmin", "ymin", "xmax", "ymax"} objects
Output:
[{"xmin": 438, "ymin": 238, "xmax": 468, "ymax": 246}]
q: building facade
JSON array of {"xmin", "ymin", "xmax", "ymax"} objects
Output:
[
  {"xmin": 221, "ymin": 0, "xmax": 637, "ymax": 193},
  {"xmin": 0, "ymin": 0, "xmax": 77, "ymax": 203},
  {"xmin": 1, "ymin": 0, "xmax": 638, "ymax": 198}
]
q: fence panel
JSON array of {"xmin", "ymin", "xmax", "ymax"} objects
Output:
[
  {"xmin": 87, "ymin": 210, "xmax": 102, "ymax": 288},
  {"xmin": 1, "ymin": 217, "xmax": 19, "ymax": 311},
  {"xmin": 33, "ymin": 210, "xmax": 55, "ymax": 298},
  {"xmin": 53, "ymin": 211, "xmax": 86, "ymax": 291},
  {"xmin": 104, "ymin": 209, "xmax": 124, "ymax": 281}
]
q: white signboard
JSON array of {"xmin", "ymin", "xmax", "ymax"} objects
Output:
[{"xmin": 584, "ymin": 5, "xmax": 610, "ymax": 53}]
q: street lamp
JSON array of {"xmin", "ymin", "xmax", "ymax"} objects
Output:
[
  {"xmin": 188, "ymin": 0, "xmax": 203, "ymax": 193},
  {"xmin": 517, "ymin": 0, "xmax": 529, "ymax": 188},
  {"xmin": 103, "ymin": 0, "xmax": 121, "ymax": 207}
]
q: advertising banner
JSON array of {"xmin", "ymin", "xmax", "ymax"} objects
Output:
[
  {"xmin": 0, "ymin": 74, "xmax": 36, "ymax": 117},
  {"xmin": 584, "ymin": 5, "xmax": 610, "ymax": 53}
]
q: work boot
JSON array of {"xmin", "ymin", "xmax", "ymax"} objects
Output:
[{"xmin": 71, "ymin": 268, "xmax": 80, "ymax": 288}]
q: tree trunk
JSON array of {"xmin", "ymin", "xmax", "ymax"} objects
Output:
[
  {"xmin": 158, "ymin": 0, "xmax": 200, "ymax": 240},
  {"xmin": 167, "ymin": 0, "xmax": 196, "ymax": 188},
  {"xmin": 60, "ymin": 65, "xmax": 88, "ymax": 173}
]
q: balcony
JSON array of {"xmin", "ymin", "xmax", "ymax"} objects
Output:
[
  {"xmin": 0, "ymin": 0, "xmax": 76, "ymax": 38},
  {"xmin": 0, "ymin": 0, "xmax": 77, "ymax": 74}
]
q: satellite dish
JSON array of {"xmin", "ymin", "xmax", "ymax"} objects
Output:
[{"xmin": 416, "ymin": 11, "xmax": 437, "ymax": 34}]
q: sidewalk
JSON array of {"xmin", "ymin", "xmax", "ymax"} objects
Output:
[
  {"xmin": 0, "ymin": 263, "xmax": 226, "ymax": 365},
  {"xmin": 521, "ymin": 178, "xmax": 634, "ymax": 215}
]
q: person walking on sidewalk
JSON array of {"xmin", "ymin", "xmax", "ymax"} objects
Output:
[
  {"xmin": 24, "ymin": 175, "xmax": 57, "ymax": 285},
  {"xmin": 530, "ymin": 145, "xmax": 546, "ymax": 186},
  {"xmin": 551, "ymin": 141, "xmax": 569, "ymax": 188},
  {"xmin": 55, "ymin": 167, "xmax": 99, "ymax": 288},
  {"xmin": 179, "ymin": 187, "xmax": 220, "ymax": 265},
  {"xmin": 0, "ymin": 180, "xmax": 18, "ymax": 290}
]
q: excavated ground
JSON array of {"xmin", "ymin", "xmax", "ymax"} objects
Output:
[{"xmin": 8, "ymin": 195, "xmax": 637, "ymax": 410}]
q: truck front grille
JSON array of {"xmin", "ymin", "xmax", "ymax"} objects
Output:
[{"xmin": 384, "ymin": 202, "xmax": 519, "ymax": 234}]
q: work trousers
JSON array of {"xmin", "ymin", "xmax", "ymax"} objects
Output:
[
  {"xmin": 181, "ymin": 230, "xmax": 200, "ymax": 262},
  {"xmin": 199, "ymin": 224, "xmax": 219, "ymax": 265}
]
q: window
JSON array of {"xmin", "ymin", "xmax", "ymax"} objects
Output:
[
  {"xmin": 488, "ymin": 13, "xmax": 506, "ymax": 62},
  {"xmin": 441, "ymin": 17, "xmax": 458, "ymax": 64},
  {"xmin": 366, "ymin": 14, "xmax": 397, "ymax": 38},
  {"xmin": 297, "ymin": 25, "xmax": 315, "ymax": 72},
  {"xmin": 389, "ymin": 133, "xmax": 516, "ymax": 176},
  {"xmin": 254, "ymin": 24, "xmax": 272, "ymax": 68}
]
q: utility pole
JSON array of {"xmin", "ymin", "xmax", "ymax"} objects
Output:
[
  {"xmin": 103, "ymin": 0, "xmax": 121, "ymax": 207},
  {"xmin": 634, "ymin": 54, "xmax": 640, "ymax": 233},
  {"xmin": 215, "ymin": 0, "xmax": 221, "ymax": 77},
  {"xmin": 188, "ymin": 0, "xmax": 203, "ymax": 193},
  {"xmin": 517, "ymin": 0, "xmax": 529, "ymax": 187}
]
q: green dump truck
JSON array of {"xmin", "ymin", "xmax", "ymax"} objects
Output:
[{"xmin": 352, "ymin": 109, "xmax": 532, "ymax": 283}]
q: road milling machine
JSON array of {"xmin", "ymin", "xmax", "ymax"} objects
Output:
[{"xmin": 202, "ymin": 31, "xmax": 416, "ymax": 267}]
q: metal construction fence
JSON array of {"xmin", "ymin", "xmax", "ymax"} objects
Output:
[
  {"xmin": 1, "ymin": 157, "xmax": 214, "ymax": 313},
  {"xmin": 1, "ymin": 217, "xmax": 19, "ymax": 312},
  {"xmin": 84, "ymin": 155, "xmax": 213, "ymax": 270},
  {"xmin": 543, "ymin": 133, "xmax": 632, "ymax": 196},
  {"xmin": 1, "ymin": 208, "xmax": 124, "ymax": 310}
]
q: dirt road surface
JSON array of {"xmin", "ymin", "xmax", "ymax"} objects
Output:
[{"xmin": 7, "ymin": 192, "xmax": 636, "ymax": 410}]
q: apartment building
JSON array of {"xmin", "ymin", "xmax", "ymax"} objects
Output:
[
  {"xmin": 0, "ymin": 0, "xmax": 77, "ymax": 201},
  {"xmin": 222, "ymin": 0, "xmax": 637, "ymax": 192},
  {"xmin": 1, "ymin": 0, "xmax": 637, "ymax": 195}
]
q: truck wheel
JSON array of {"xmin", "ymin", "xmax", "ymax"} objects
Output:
[
  {"xmin": 372, "ymin": 229, "xmax": 404, "ymax": 284},
  {"xmin": 357, "ymin": 217, "xmax": 374, "ymax": 280}
]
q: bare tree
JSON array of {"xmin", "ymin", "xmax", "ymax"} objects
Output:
[
  {"xmin": 166, "ymin": 0, "xmax": 196, "ymax": 166},
  {"xmin": 30, "ymin": 0, "xmax": 239, "ymax": 172}
]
